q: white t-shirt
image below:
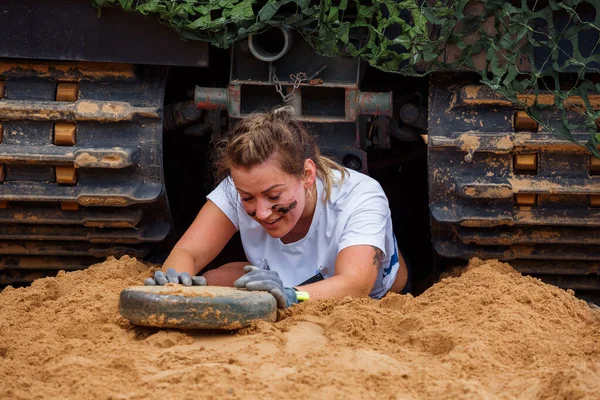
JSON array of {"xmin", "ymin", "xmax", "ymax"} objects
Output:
[{"xmin": 206, "ymin": 169, "xmax": 400, "ymax": 299}]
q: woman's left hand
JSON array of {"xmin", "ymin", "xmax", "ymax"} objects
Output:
[
  {"xmin": 234, "ymin": 265, "xmax": 298, "ymax": 309},
  {"xmin": 144, "ymin": 268, "xmax": 207, "ymax": 286}
]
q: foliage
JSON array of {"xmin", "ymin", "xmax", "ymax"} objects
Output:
[{"xmin": 91, "ymin": 0, "xmax": 600, "ymax": 155}]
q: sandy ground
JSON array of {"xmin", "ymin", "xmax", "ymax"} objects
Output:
[{"xmin": 1, "ymin": 256, "xmax": 599, "ymax": 400}]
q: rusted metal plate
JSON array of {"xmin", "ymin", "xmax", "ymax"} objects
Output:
[{"xmin": 196, "ymin": 84, "xmax": 391, "ymax": 124}]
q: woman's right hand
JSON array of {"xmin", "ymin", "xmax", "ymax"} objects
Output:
[
  {"xmin": 144, "ymin": 268, "xmax": 207, "ymax": 286},
  {"xmin": 234, "ymin": 265, "xmax": 298, "ymax": 309}
]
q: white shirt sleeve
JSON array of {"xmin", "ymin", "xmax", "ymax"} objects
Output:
[
  {"xmin": 205, "ymin": 177, "xmax": 240, "ymax": 231},
  {"xmin": 337, "ymin": 179, "xmax": 390, "ymax": 255}
]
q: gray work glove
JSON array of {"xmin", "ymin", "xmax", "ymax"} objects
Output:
[
  {"xmin": 144, "ymin": 267, "xmax": 207, "ymax": 286},
  {"xmin": 234, "ymin": 265, "xmax": 298, "ymax": 309}
]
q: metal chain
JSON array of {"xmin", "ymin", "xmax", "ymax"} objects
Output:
[
  {"xmin": 272, "ymin": 68, "xmax": 307, "ymax": 102},
  {"xmin": 271, "ymin": 65, "xmax": 327, "ymax": 103}
]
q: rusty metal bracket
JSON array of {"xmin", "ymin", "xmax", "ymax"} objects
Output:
[{"xmin": 194, "ymin": 85, "xmax": 392, "ymax": 123}]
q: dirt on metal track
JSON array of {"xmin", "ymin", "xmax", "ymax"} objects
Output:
[
  {"xmin": 1, "ymin": 256, "xmax": 599, "ymax": 399},
  {"xmin": 0, "ymin": 61, "xmax": 171, "ymax": 286}
]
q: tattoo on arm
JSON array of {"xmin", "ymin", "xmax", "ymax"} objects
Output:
[{"xmin": 371, "ymin": 246, "xmax": 383, "ymax": 271}]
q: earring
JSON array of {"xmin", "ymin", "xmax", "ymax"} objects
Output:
[{"xmin": 305, "ymin": 185, "xmax": 314, "ymax": 199}]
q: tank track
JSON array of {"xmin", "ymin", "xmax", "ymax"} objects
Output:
[
  {"xmin": 0, "ymin": 61, "xmax": 171, "ymax": 285},
  {"xmin": 428, "ymin": 72, "xmax": 600, "ymax": 303}
]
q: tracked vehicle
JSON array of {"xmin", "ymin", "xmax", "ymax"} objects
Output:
[{"xmin": 1, "ymin": 0, "xmax": 599, "ymax": 302}]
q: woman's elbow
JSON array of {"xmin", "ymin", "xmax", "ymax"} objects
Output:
[{"xmin": 352, "ymin": 272, "xmax": 377, "ymax": 297}]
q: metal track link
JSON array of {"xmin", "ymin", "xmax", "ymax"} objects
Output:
[
  {"xmin": 0, "ymin": 61, "xmax": 171, "ymax": 284},
  {"xmin": 428, "ymin": 73, "xmax": 600, "ymax": 301}
]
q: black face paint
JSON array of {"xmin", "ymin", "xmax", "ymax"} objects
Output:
[{"xmin": 271, "ymin": 200, "xmax": 297, "ymax": 214}]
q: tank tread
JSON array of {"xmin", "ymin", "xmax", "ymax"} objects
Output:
[
  {"xmin": 429, "ymin": 72, "xmax": 600, "ymax": 300},
  {"xmin": 0, "ymin": 61, "xmax": 171, "ymax": 285},
  {"xmin": 0, "ymin": 144, "xmax": 139, "ymax": 168},
  {"xmin": 431, "ymin": 202, "xmax": 600, "ymax": 227},
  {"xmin": 454, "ymin": 225, "xmax": 600, "ymax": 246},
  {"xmin": 0, "ymin": 241, "xmax": 148, "ymax": 257},
  {"xmin": 0, "ymin": 255, "xmax": 129, "ymax": 284},
  {"xmin": 0, "ymin": 206, "xmax": 144, "ymax": 227},
  {"xmin": 433, "ymin": 236, "xmax": 600, "ymax": 262},
  {"xmin": 0, "ymin": 181, "xmax": 163, "ymax": 206},
  {"xmin": 1, "ymin": 255, "xmax": 102, "ymax": 270},
  {"xmin": 0, "ymin": 99, "xmax": 159, "ymax": 122},
  {"xmin": 0, "ymin": 221, "xmax": 170, "ymax": 243}
]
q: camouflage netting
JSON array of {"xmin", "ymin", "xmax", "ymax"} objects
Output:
[{"xmin": 92, "ymin": 0, "xmax": 600, "ymax": 155}]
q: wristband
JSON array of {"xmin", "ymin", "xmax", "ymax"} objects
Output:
[{"xmin": 293, "ymin": 289, "xmax": 309, "ymax": 302}]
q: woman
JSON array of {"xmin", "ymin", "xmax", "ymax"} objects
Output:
[{"xmin": 146, "ymin": 106, "xmax": 409, "ymax": 308}]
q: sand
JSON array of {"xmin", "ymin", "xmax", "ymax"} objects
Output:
[{"xmin": 1, "ymin": 256, "xmax": 599, "ymax": 399}]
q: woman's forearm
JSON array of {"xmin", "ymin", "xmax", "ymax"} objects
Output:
[
  {"xmin": 202, "ymin": 262, "xmax": 248, "ymax": 286},
  {"xmin": 160, "ymin": 200, "xmax": 237, "ymax": 277},
  {"xmin": 297, "ymin": 273, "xmax": 373, "ymax": 300},
  {"xmin": 161, "ymin": 246, "xmax": 198, "ymax": 276}
]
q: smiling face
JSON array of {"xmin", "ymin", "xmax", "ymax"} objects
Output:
[{"xmin": 230, "ymin": 157, "xmax": 316, "ymax": 239}]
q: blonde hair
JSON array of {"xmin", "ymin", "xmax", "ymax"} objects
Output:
[{"xmin": 214, "ymin": 106, "xmax": 347, "ymax": 201}]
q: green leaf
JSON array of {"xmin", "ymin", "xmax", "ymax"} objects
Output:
[
  {"xmin": 502, "ymin": 65, "xmax": 519, "ymax": 86},
  {"xmin": 338, "ymin": 23, "xmax": 350, "ymax": 44},
  {"xmin": 188, "ymin": 14, "xmax": 213, "ymax": 29},
  {"xmin": 229, "ymin": 0, "xmax": 254, "ymax": 20},
  {"xmin": 118, "ymin": 0, "xmax": 133, "ymax": 9},
  {"xmin": 328, "ymin": 7, "xmax": 339, "ymax": 23},
  {"xmin": 257, "ymin": 1, "xmax": 280, "ymax": 22},
  {"xmin": 422, "ymin": 51, "xmax": 439, "ymax": 62}
]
